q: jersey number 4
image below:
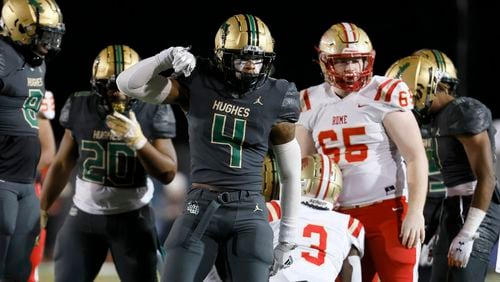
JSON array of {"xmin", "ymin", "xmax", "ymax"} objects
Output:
[
  {"xmin": 318, "ymin": 126, "xmax": 368, "ymax": 163},
  {"xmin": 211, "ymin": 113, "xmax": 247, "ymax": 168}
]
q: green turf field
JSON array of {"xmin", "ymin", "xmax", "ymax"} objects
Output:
[{"xmin": 38, "ymin": 261, "xmax": 500, "ymax": 281}]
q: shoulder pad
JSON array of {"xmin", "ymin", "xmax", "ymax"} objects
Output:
[
  {"xmin": 152, "ymin": 104, "xmax": 177, "ymax": 138},
  {"xmin": 59, "ymin": 91, "xmax": 92, "ymax": 128},
  {"xmin": 299, "ymin": 83, "xmax": 331, "ymax": 113},
  {"xmin": 347, "ymin": 216, "xmax": 364, "ymax": 238},
  {"xmin": 278, "ymin": 81, "xmax": 300, "ymax": 123},
  {"xmin": 0, "ymin": 40, "xmax": 18, "ymax": 77},
  {"xmin": 441, "ymin": 97, "xmax": 492, "ymax": 135},
  {"xmin": 59, "ymin": 94, "xmax": 74, "ymax": 128},
  {"xmin": 347, "ymin": 215, "xmax": 365, "ymax": 257},
  {"xmin": 266, "ymin": 200, "xmax": 282, "ymax": 222},
  {"xmin": 360, "ymin": 76, "xmax": 413, "ymax": 111}
]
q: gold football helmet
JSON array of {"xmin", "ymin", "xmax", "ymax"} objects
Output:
[
  {"xmin": 301, "ymin": 154, "xmax": 342, "ymax": 207},
  {"xmin": 412, "ymin": 49, "xmax": 458, "ymax": 92},
  {"xmin": 214, "ymin": 14, "xmax": 275, "ymax": 91},
  {"xmin": 385, "ymin": 55, "xmax": 442, "ymax": 122},
  {"xmin": 318, "ymin": 22, "xmax": 375, "ymax": 92},
  {"xmin": 91, "ymin": 45, "xmax": 140, "ymax": 114},
  {"xmin": 262, "ymin": 150, "xmax": 280, "ymax": 201},
  {"xmin": 1, "ymin": 0, "xmax": 65, "ymax": 51}
]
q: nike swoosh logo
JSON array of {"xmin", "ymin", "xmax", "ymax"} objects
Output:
[
  {"xmin": 357, "ymin": 104, "xmax": 367, "ymax": 108},
  {"xmin": 392, "ymin": 207, "xmax": 403, "ymax": 211}
]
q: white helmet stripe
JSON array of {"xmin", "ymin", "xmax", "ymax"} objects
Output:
[{"xmin": 340, "ymin": 22, "xmax": 357, "ymax": 45}]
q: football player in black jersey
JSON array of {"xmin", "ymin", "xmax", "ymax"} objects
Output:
[
  {"xmin": 387, "ymin": 54, "xmax": 500, "ymax": 282},
  {"xmin": 0, "ymin": 0, "xmax": 64, "ymax": 280},
  {"xmin": 117, "ymin": 14, "xmax": 302, "ymax": 282},
  {"xmin": 39, "ymin": 45, "xmax": 178, "ymax": 282}
]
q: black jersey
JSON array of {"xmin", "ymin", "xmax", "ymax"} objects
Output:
[
  {"xmin": 60, "ymin": 91, "xmax": 176, "ymax": 188},
  {"xmin": 0, "ymin": 38, "xmax": 45, "ymax": 183},
  {"xmin": 432, "ymin": 97, "xmax": 497, "ymax": 188},
  {"xmin": 179, "ymin": 58, "xmax": 300, "ymax": 191},
  {"xmin": 0, "ymin": 38, "xmax": 46, "ymax": 135}
]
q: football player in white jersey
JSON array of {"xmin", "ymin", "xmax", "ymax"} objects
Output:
[
  {"xmin": 268, "ymin": 153, "xmax": 364, "ymax": 282},
  {"xmin": 296, "ymin": 22, "xmax": 428, "ymax": 282}
]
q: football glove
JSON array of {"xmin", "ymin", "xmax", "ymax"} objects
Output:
[
  {"xmin": 39, "ymin": 90, "xmax": 55, "ymax": 120},
  {"xmin": 106, "ymin": 111, "xmax": 147, "ymax": 150},
  {"xmin": 269, "ymin": 242, "xmax": 296, "ymax": 276},
  {"xmin": 448, "ymin": 230, "xmax": 479, "ymax": 268},
  {"xmin": 155, "ymin": 46, "xmax": 196, "ymax": 77}
]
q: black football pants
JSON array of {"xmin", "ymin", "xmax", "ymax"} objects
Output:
[{"xmin": 161, "ymin": 188, "xmax": 273, "ymax": 282}]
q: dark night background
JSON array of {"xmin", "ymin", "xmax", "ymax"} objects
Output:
[{"xmin": 41, "ymin": 0, "xmax": 499, "ymax": 144}]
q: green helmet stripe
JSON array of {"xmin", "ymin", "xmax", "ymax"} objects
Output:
[
  {"xmin": 114, "ymin": 45, "xmax": 124, "ymax": 75},
  {"xmin": 431, "ymin": 49, "xmax": 446, "ymax": 72},
  {"xmin": 245, "ymin": 14, "xmax": 258, "ymax": 46}
]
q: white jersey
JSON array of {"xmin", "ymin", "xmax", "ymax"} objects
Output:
[
  {"xmin": 267, "ymin": 200, "xmax": 364, "ymax": 282},
  {"xmin": 297, "ymin": 76, "xmax": 413, "ymax": 206},
  {"xmin": 298, "ymin": 82, "xmax": 337, "ymax": 126}
]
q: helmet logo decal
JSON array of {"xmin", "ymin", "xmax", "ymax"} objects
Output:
[
  {"xmin": 394, "ymin": 62, "xmax": 410, "ymax": 79},
  {"xmin": 219, "ymin": 22, "xmax": 230, "ymax": 48},
  {"xmin": 29, "ymin": 0, "xmax": 44, "ymax": 13}
]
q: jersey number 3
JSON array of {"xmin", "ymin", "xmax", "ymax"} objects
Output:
[{"xmin": 302, "ymin": 224, "xmax": 327, "ymax": 266}]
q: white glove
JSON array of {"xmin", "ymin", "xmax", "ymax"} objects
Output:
[
  {"xmin": 105, "ymin": 111, "xmax": 147, "ymax": 150},
  {"xmin": 39, "ymin": 90, "xmax": 55, "ymax": 120},
  {"xmin": 155, "ymin": 46, "xmax": 196, "ymax": 77},
  {"xmin": 40, "ymin": 209, "xmax": 49, "ymax": 229},
  {"xmin": 448, "ymin": 230, "xmax": 479, "ymax": 268},
  {"xmin": 269, "ymin": 242, "xmax": 296, "ymax": 276},
  {"xmin": 419, "ymin": 234, "xmax": 436, "ymax": 267}
]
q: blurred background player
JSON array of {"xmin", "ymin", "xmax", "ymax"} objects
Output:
[
  {"xmin": 40, "ymin": 44, "xmax": 178, "ymax": 282},
  {"xmin": 268, "ymin": 153, "xmax": 364, "ymax": 282},
  {"xmin": 404, "ymin": 49, "xmax": 456, "ymax": 281},
  {"xmin": 386, "ymin": 54, "xmax": 500, "ymax": 281},
  {"xmin": 0, "ymin": 0, "xmax": 64, "ymax": 280},
  {"xmin": 295, "ymin": 22, "xmax": 428, "ymax": 282},
  {"xmin": 156, "ymin": 171, "xmax": 189, "ymax": 243},
  {"xmin": 29, "ymin": 90, "xmax": 57, "ymax": 282},
  {"xmin": 116, "ymin": 14, "xmax": 302, "ymax": 282}
]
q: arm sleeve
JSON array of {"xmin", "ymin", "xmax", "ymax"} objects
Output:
[
  {"xmin": 272, "ymin": 139, "xmax": 301, "ymax": 243},
  {"xmin": 116, "ymin": 55, "xmax": 172, "ymax": 104}
]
